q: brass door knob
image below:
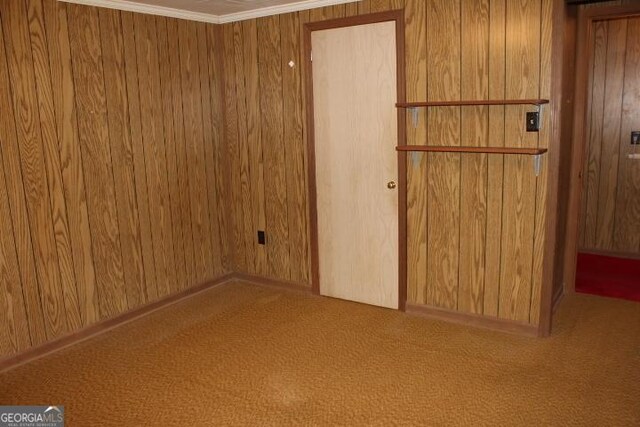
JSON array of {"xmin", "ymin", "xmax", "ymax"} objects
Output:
[{"xmin": 387, "ymin": 181, "xmax": 396, "ymax": 189}]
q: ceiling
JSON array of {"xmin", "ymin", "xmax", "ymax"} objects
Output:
[
  {"xmin": 132, "ymin": 0, "xmax": 315, "ymax": 15},
  {"xmin": 64, "ymin": 0, "xmax": 359, "ymax": 23}
]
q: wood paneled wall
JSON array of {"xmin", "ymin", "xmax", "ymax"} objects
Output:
[
  {"xmin": 0, "ymin": 0, "xmax": 229, "ymax": 358},
  {"xmin": 579, "ymin": 15, "xmax": 640, "ymax": 256},
  {"xmin": 222, "ymin": 0, "xmax": 553, "ymax": 325}
]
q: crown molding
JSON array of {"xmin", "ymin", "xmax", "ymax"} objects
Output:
[
  {"xmin": 58, "ymin": 0, "xmax": 360, "ymax": 24},
  {"xmin": 59, "ymin": 0, "xmax": 221, "ymax": 23},
  {"xmin": 217, "ymin": 0, "xmax": 359, "ymax": 23}
]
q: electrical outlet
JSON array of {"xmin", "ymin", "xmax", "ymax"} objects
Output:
[
  {"xmin": 631, "ymin": 131, "xmax": 640, "ymax": 145},
  {"xmin": 526, "ymin": 112, "xmax": 540, "ymax": 132},
  {"xmin": 257, "ymin": 230, "xmax": 266, "ymax": 245}
]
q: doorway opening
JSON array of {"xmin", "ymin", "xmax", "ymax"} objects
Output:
[{"xmin": 564, "ymin": 3, "xmax": 640, "ymax": 303}]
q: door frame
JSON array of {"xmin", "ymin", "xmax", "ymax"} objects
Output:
[
  {"xmin": 303, "ymin": 10, "xmax": 407, "ymax": 310},
  {"xmin": 563, "ymin": 4, "xmax": 640, "ymax": 295}
]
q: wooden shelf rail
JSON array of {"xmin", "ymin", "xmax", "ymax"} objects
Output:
[
  {"xmin": 396, "ymin": 99, "xmax": 549, "ymax": 108},
  {"xmin": 396, "ymin": 146, "xmax": 548, "ymax": 176},
  {"xmin": 395, "ymin": 146, "xmax": 548, "ymax": 155}
]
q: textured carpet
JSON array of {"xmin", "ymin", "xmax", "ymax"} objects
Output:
[
  {"xmin": 576, "ymin": 252, "xmax": 640, "ymax": 302},
  {"xmin": 1, "ymin": 281, "xmax": 639, "ymax": 426}
]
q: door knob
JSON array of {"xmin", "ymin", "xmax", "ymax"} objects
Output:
[{"xmin": 387, "ymin": 181, "xmax": 396, "ymax": 189}]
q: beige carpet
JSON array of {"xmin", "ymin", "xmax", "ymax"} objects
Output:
[{"xmin": 1, "ymin": 281, "xmax": 639, "ymax": 426}]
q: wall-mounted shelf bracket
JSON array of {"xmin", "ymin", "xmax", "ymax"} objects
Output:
[
  {"xmin": 409, "ymin": 107, "xmax": 419, "ymax": 128},
  {"xmin": 533, "ymin": 153, "xmax": 543, "ymax": 177},
  {"xmin": 537, "ymin": 104, "xmax": 545, "ymax": 130}
]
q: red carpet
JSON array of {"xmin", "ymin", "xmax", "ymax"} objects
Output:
[{"xmin": 576, "ymin": 252, "xmax": 640, "ymax": 302}]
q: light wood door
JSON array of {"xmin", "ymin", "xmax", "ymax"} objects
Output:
[{"xmin": 311, "ymin": 21, "xmax": 399, "ymax": 309}]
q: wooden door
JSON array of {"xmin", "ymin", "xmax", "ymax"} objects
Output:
[
  {"xmin": 579, "ymin": 16, "xmax": 640, "ymax": 255},
  {"xmin": 311, "ymin": 21, "xmax": 399, "ymax": 309}
]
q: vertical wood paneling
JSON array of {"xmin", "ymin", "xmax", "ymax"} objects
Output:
[
  {"xmin": 499, "ymin": 0, "xmax": 540, "ymax": 323},
  {"xmin": 42, "ymin": 0, "xmax": 98, "ymax": 327},
  {"xmin": 595, "ymin": 18, "xmax": 626, "ymax": 250},
  {"xmin": 222, "ymin": 24, "xmax": 244, "ymax": 272},
  {"xmin": 222, "ymin": 0, "xmax": 553, "ymax": 327},
  {"xmin": 0, "ymin": 0, "xmax": 228, "ymax": 359},
  {"xmin": 581, "ymin": 17, "xmax": 640, "ymax": 256},
  {"xmin": 232, "ymin": 22, "xmax": 254, "ymax": 275},
  {"xmin": 425, "ymin": 0, "xmax": 461, "ymax": 310},
  {"xmin": 68, "ymin": 3, "xmax": 128, "ymax": 319},
  {"xmin": 121, "ymin": 11, "xmax": 157, "ymax": 302},
  {"xmin": 405, "ymin": 0, "xmax": 428, "ymax": 305},
  {"xmin": 242, "ymin": 19, "xmax": 268, "ymax": 277},
  {"xmin": 136, "ymin": 14, "xmax": 176, "ymax": 298},
  {"xmin": 99, "ymin": 8, "xmax": 147, "ymax": 308},
  {"xmin": 613, "ymin": 18, "xmax": 640, "ymax": 253},
  {"xmin": 207, "ymin": 25, "xmax": 231, "ymax": 272},
  {"xmin": 2, "ymin": 0, "xmax": 70, "ymax": 337},
  {"xmin": 281, "ymin": 12, "xmax": 309, "ymax": 284},
  {"xmin": 582, "ymin": 21, "xmax": 608, "ymax": 248},
  {"xmin": 27, "ymin": 0, "xmax": 82, "ymax": 330},
  {"xmin": 197, "ymin": 22, "xmax": 225, "ymax": 276},
  {"xmin": 0, "ymin": 6, "xmax": 48, "ymax": 345},
  {"xmin": 258, "ymin": 15, "xmax": 290, "ymax": 278},
  {"xmin": 156, "ymin": 16, "xmax": 186, "ymax": 293},
  {"xmin": 458, "ymin": 0, "xmax": 489, "ymax": 314},
  {"xmin": 0, "ymin": 152, "xmax": 31, "ymax": 354},
  {"xmin": 484, "ymin": 0, "xmax": 506, "ymax": 317},
  {"xmin": 165, "ymin": 17, "xmax": 196, "ymax": 288},
  {"xmin": 529, "ymin": 0, "xmax": 553, "ymax": 325}
]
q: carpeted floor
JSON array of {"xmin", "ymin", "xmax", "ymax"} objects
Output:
[
  {"xmin": 1, "ymin": 281, "xmax": 639, "ymax": 426},
  {"xmin": 576, "ymin": 252, "xmax": 640, "ymax": 302}
]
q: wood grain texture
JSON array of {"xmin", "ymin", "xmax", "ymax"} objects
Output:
[
  {"xmin": 207, "ymin": 25, "xmax": 232, "ymax": 273},
  {"xmin": 581, "ymin": 20, "xmax": 608, "ymax": 248},
  {"xmin": 529, "ymin": 0, "xmax": 553, "ymax": 325},
  {"xmin": 42, "ymin": 0, "xmax": 98, "ymax": 327},
  {"xmin": 0, "ymin": 150, "xmax": 31, "ymax": 355},
  {"xmin": 221, "ymin": 0, "xmax": 555, "ymax": 329},
  {"xmin": 156, "ymin": 16, "xmax": 187, "ymax": 293},
  {"xmin": 196, "ymin": 22, "xmax": 225, "ymax": 277},
  {"xmin": 595, "ymin": 18, "xmax": 627, "ymax": 250},
  {"xmin": 136, "ymin": 13, "xmax": 177, "ymax": 298},
  {"xmin": 0, "ymin": 1, "xmax": 228, "ymax": 359},
  {"xmin": 242, "ymin": 19, "xmax": 268, "ymax": 277},
  {"xmin": 613, "ymin": 17, "xmax": 640, "ymax": 253},
  {"xmin": 404, "ymin": 0, "xmax": 428, "ymax": 305},
  {"xmin": 27, "ymin": 0, "xmax": 81, "ymax": 331},
  {"xmin": 99, "ymin": 8, "xmax": 147, "ymax": 308},
  {"xmin": 498, "ymin": 0, "xmax": 541, "ymax": 323},
  {"xmin": 68, "ymin": 3, "xmax": 128, "ymax": 319},
  {"xmin": 1, "ymin": 0, "xmax": 70, "ymax": 337},
  {"xmin": 458, "ymin": 0, "xmax": 489, "ymax": 315},
  {"xmin": 0, "ymin": 5, "xmax": 48, "ymax": 345},
  {"xmin": 425, "ymin": 0, "xmax": 461, "ymax": 310},
  {"xmin": 281, "ymin": 12, "xmax": 309, "ymax": 284},
  {"xmin": 121, "ymin": 11, "xmax": 158, "ymax": 302},
  {"xmin": 312, "ymin": 21, "xmax": 399, "ymax": 309},
  {"xmin": 484, "ymin": 0, "xmax": 506, "ymax": 317},
  {"xmin": 258, "ymin": 16, "xmax": 291, "ymax": 278},
  {"xmin": 165, "ymin": 17, "xmax": 196, "ymax": 289},
  {"xmin": 580, "ymin": 16, "xmax": 640, "ymax": 256},
  {"xmin": 231, "ymin": 21, "xmax": 254, "ymax": 276},
  {"xmin": 222, "ymin": 24, "xmax": 245, "ymax": 272}
]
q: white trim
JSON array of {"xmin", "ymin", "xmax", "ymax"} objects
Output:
[
  {"xmin": 217, "ymin": 0, "xmax": 360, "ymax": 23},
  {"xmin": 59, "ymin": 0, "xmax": 221, "ymax": 23},
  {"xmin": 58, "ymin": 0, "xmax": 360, "ymax": 24}
]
